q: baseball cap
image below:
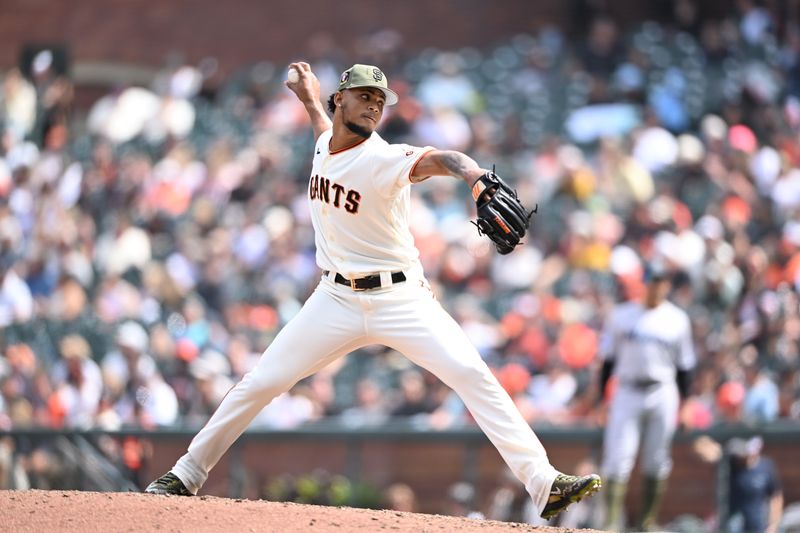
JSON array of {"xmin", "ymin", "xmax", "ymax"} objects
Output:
[
  {"xmin": 643, "ymin": 260, "xmax": 670, "ymax": 283},
  {"xmin": 337, "ymin": 64, "xmax": 398, "ymax": 105},
  {"xmin": 727, "ymin": 436, "xmax": 763, "ymax": 457},
  {"xmin": 116, "ymin": 320, "xmax": 149, "ymax": 353}
]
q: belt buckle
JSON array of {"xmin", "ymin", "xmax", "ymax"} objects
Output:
[{"xmin": 350, "ymin": 278, "xmax": 365, "ymax": 291}]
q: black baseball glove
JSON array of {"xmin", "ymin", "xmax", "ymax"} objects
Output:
[{"xmin": 471, "ymin": 169, "xmax": 536, "ymax": 255}]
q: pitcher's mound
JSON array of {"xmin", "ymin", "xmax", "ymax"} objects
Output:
[{"xmin": 0, "ymin": 489, "xmax": 600, "ymax": 532}]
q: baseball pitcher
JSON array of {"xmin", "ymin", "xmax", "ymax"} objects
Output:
[{"xmin": 145, "ymin": 62, "xmax": 601, "ymax": 520}]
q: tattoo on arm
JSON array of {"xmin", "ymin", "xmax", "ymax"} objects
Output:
[
  {"xmin": 438, "ymin": 151, "xmax": 479, "ymax": 180},
  {"xmin": 412, "ymin": 150, "xmax": 483, "ymax": 184}
]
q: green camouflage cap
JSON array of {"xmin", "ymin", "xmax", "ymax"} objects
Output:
[{"xmin": 337, "ymin": 64, "xmax": 398, "ymax": 105}]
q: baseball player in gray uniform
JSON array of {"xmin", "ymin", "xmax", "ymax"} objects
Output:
[
  {"xmin": 599, "ymin": 263, "xmax": 696, "ymax": 531},
  {"xmin": 145, "ymin": 62, "xmax": 601, "ymax": 520}
]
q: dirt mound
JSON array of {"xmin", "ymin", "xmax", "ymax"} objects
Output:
[{"xmin": 0, "ymin": 489, "xmax": 599, "ymax": 532}]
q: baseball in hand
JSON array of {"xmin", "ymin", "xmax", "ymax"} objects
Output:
[{"xmin": 287, "ymin": 68, "xmax": 300, "ymax": 83}]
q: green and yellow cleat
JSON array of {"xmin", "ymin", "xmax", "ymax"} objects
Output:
[
  {"xmin": 144, "ymin": 471, "xmax": 193, "ymax": 496},
  {"xmin": 540, "ymin": 473, "xmax": 602, "ymax": 520}
]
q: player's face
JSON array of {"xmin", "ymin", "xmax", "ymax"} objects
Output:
[
  {"xmin": 644, "ymin": 278, "xmax": 670, "ymax": 307},
  {"xmin": 339, "ymin": 88, "xmax": 385, "ymax": 138}
]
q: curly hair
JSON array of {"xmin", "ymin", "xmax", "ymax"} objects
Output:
[{"xmin": 327, "ymin": 94, "xmax": 337, "ymax": 114}]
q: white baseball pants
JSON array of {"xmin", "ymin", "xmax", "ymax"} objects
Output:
[
  {"xmin": 171, "ymin": 272, "xmax": 558, "ymax": 512},
  {"xmin": 601, "ymin": 382, "xmax": 679, "ymax": 481}
]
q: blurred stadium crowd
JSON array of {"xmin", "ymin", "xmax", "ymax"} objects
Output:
[{"xmin": 0, "ymin": 1, "xmax": 799, "ymax": 456}]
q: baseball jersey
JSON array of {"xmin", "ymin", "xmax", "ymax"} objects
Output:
[
  {"xmin": 598, "ymin": 301, "xmax": 696, "ymax": 384},
  {"xmin": 307, "ymin": 129, "xmax": 433, "ymax": 276}
]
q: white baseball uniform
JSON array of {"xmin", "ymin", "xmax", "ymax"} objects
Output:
[
  {"xmin": 599, "ymin": 300, "xmax": 696, "ymax": 481},
  {"xmin": 169, "ymin": 129, "xmax": 559, "ymax": 512}
]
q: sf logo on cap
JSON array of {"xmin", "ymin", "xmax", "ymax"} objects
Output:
[
  {"xmin": 340, "ymin": 71, "xmax": 350, "ymax": 83},
  {"xmin": 372, "ymin": 68, "xmax": 383, "ymax": 81}
]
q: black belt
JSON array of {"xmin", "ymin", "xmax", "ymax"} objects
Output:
[
  {"xmin": 324, "ymin": 270, "xmax": 406, "ymax": 291},
  {"xmin": 623, "ymin": 379, "xmax": 663, "ymax": 389}
]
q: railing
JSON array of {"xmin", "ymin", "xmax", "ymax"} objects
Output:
[
  {"xmin": 7, "ymin": 418, "xmax": 799, "ymax": 438},
  {"xmin": 2, "ymin": 421, "xmax": 799, "ymax": 526}
]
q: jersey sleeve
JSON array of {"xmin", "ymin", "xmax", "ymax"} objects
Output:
[
  {"xmin": 598, "ymin": 308, "xmax": 621, "ymax": 361},
  {"xmin": 315, "ymin": 129, "xmax": 332, "ymax": 155},
  {"xmin": 371, "ymin": 143, "xmax": 434, "ymax": 196}
]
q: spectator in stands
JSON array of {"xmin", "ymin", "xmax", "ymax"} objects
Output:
[
  {"xmin": 742, "ymin": 362, "xmax": 780, "ymax": 424},
  {"xmin": 1, "ymin": 68, "xmax": 36, "ymax": 144},
  {"xmin": 0, "ymin": 343, "xmax": 49, "ymax": 428},
  {"xmin": 50, "ymin": 334, "xmax": 103, "ymax": 428},
  {"xmin": 390, "ymin": 369, "xmax": 434, "ymax": 417},
  {"xmin": 444, "ymin": 481, "xmax": 484, "ymax": 519},
  {"xmin": 383, "ymin": 482, "xmax": 417, "ymax": 513},
  {"xmin": 102, "ymin": 321, "xmax": 157, "ymax": 389},
  {"xmin": 46, "ymin": 277, "xmax": 109, "ymax": 366},
  {"xmin": 576, "ymin": 16, "xmax": 624, "ymax": 102},
  {"xmin": 416, "ymin": 53, "xmax": 479, "ymax": 114},
  {"xmin": 102, "ymin": 321, "xmax": 179, "ymax": 428},
  {"xmin": 0, "ymin": 254, "xmax": 33, "ymax": 328},
  {"xmin": 527, "ymin": 361, "xmax": 578, "ymax": 423},
  {"xmin": 180, "ymin": 349, "xmax": 234, "ymax": 424},
  {"xmin": 339, "ymin": 377, "xmax": 389, "ymax": 428}
]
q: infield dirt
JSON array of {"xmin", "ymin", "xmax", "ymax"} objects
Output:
[{"xmin": 0, "ymin": 489, "xmax": 602, "ymax": 532}]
